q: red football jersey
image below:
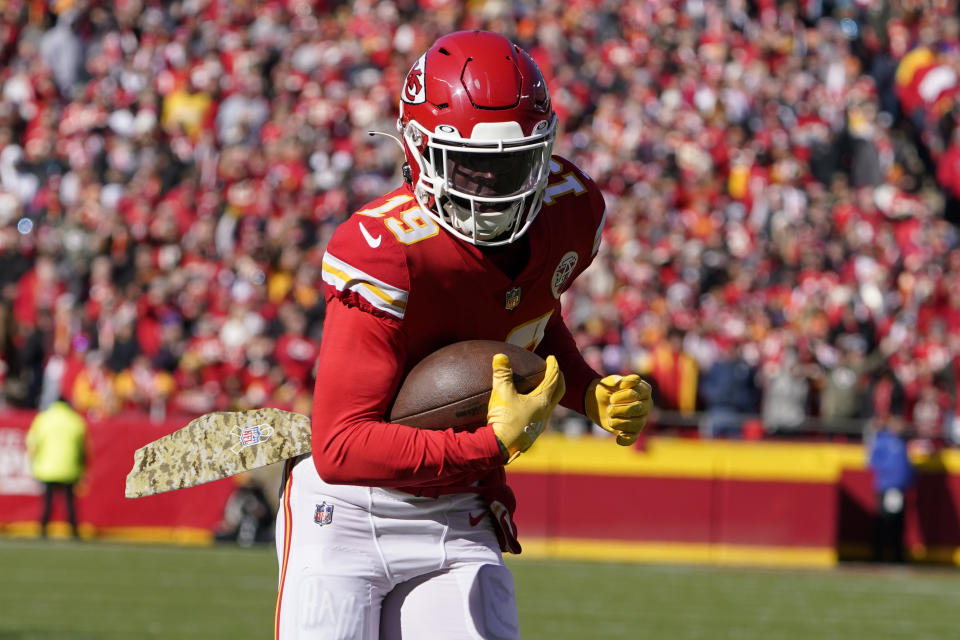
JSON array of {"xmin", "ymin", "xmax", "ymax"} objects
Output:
[{"xmin": 312, "ymin": 156, "xmax": 605, "ymax": 493}]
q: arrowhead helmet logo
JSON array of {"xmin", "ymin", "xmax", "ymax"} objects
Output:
[{"xmin": 402, "ymin": 54, "xmax": 426, "ymax": 104}]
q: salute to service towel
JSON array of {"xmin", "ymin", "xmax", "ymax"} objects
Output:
[{"xmin": 125, "ymin": 408, "xmax": 311, "ymax": 498}]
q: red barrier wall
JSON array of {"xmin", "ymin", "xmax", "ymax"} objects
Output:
[
  {"xmin": 4, "ymin": 409, "xmax": 960, "ymax": 566},
  {"xmin": 0, "ymin": 410, "xmax": 235, "ymax": 542},
  {"xmin": 507, "ymin": 436, "xmax": 843, "ymax": 567},
  {"xmin": 506, "ymin": 436, "xmax": 960, "ymax": 566},
  {"xmin": 510, "ymin": 473, "xmax": 836, "ymax": 548}
]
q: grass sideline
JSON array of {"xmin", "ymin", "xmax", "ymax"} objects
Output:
[{"xmin": 1, "ymin": 539, "xmax": 959, "ymax": 639}]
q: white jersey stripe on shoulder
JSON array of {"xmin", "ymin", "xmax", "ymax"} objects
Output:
[
  {"xmin": 321, "ymin": 252, "xmax": 408, "ymax": 319},
  {"xmin": 592, "ymin": 208, "xmax": 606, "ymax": 256}
]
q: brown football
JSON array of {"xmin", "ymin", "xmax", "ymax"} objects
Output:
[{"xmin": 388, "ymin": 340, "xmax": 547, "ymax": 430}]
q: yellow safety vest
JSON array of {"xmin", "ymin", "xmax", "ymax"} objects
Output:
[{"xmin": 26, "ymin": 402, "xmax": 87, "ymax": 484}]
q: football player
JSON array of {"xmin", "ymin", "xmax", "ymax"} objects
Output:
[{"xmin": 275, "ymin": 30, "xmax": 652, "ymax": 640}]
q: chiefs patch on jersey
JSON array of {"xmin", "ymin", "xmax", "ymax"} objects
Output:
[{"xmin": 551, "ymin": 251, "xmax": 579, "ymax": 299}]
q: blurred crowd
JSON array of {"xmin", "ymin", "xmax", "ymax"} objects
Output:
[{"xmin": 2, "ymin": 0, "xmax": 960, "ymax": 445}]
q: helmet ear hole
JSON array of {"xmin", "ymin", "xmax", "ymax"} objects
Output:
[{"xmin": 402, "ymin": 163, "xmax": 413, "ymax": 184}]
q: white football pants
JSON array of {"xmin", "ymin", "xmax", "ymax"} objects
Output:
[{"xmin": 274, "ymin": 455, "xmax": 520, "ymax": 640}]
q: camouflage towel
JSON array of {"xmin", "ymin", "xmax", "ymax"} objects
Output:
[{"xmin": 125, "ymin": 408, "xmax": 311, "ymax": 498}]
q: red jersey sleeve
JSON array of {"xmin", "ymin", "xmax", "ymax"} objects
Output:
[
  {"xmin": 319, "ymin": 203, "xmax": 412, "ymax": 322},
  {"xmin": 311, "ymin": 298, "xmax": 502, "ymax": 487},
  {"xmin": 567, "ymin": 156, "xmax": 607, "ymax": 263},
  {"xmin": 536, "ymin": 157, "xmax": 606, "ymax": 413},
  {"xmin": 537, "ymin": 307, "xmax": 601, "ymax": 415}
]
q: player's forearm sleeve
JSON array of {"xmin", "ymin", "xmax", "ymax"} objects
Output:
[
  {"xmin": 311, "ymin": 299, "xmax": 502, "ymax": 486},
  {"xmin": 536, "ymin": 314, "xmax": 601, "ymax": 416}
]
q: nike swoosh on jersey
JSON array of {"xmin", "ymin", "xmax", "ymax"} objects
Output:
[
  {"xmin": 469, "ymin": 511, "xmax": 486, "ymax": 527},
  {"xmin": 358, "ymin": 221, "xmax": 382, "ymax": 248}
]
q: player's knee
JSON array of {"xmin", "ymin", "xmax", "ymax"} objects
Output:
[{"xmin": 468, "ymin": 564, "xmax": 520, "ymax": 640}]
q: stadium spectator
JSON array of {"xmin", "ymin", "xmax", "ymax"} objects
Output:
[
  {"xmin": 760, "ymin": 346, "xmax": 811, "ymax": 436},
  {"xmin": 70, "ymin": 349, "xmax": 117, "ymax": 419},
  {"xmin": 937, "ymin": 127, "xmax": 960, "ymax": 225},
  {"xmin": 699, "ymin": 340, "xmax": 759, "ymax": 438},
  {"xmin": 114, "ymin": 353, "xmax": 176, "ymax": 421},
  {"xmin": 817, "ymin": 341, "xmax": 889, "ymax": 426},
  {"xmin": 38, "ymin": 10, "xmax": 80, "ymax": 98},
  {"xmin": 18, "ymin": 307, "xmax": 53, "ymax": 409},
  {"xmin": 641, "ymin": 327, "xmax": 698, "ymax": 416}
]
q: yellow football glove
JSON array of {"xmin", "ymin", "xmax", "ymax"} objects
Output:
[
  {"xmin": 585, "ymin": 374, "xmax": 652, "ymax": 446},
  {"xmin": 488, "ymin": 353, "xmax": 566, "ymax": 464}
]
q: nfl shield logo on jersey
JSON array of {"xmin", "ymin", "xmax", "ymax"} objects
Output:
[
  {"xmin": 314, "ymin": 502, "xmax": 334, "ymax": 526},
  {"xmin": 505, "ymin": 287, "xmax": 522, "ymax": 310}
]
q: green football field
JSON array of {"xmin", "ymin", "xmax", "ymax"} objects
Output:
[{"xmin": 1, "ymin": 539, "xmax": 959, "ymax": 639}]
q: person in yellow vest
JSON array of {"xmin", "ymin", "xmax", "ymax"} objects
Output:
[{"xmin": 26, "ymin": 399, "xmax": 87, "ymax": 539}]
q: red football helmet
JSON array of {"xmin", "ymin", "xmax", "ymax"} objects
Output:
[{"xmin": 398, "ymin": 31, "xmax": 556, "ymax": 247}]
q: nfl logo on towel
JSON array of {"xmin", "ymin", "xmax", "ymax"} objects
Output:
[
  {"xmin": 240, "ymin": 426, "xmax": 263, "ymax": 447},
  {"xmin": 314, "ymin": 502, "xmax": 334, "ymax": 526},
  {"xmin": 229, "ymin": 423, "xmax": 274, "ymax": 454}
]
